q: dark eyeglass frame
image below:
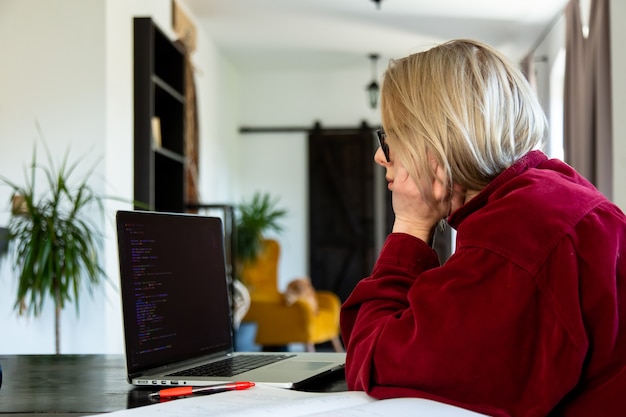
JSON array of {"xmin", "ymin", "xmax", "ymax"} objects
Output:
[{"xmin": 376, "ymin": 129, "xmax": 390, "ymax": 162}]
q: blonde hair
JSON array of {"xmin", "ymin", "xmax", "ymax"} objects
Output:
[{"xmin": 381, "ymin": 39, "xmax": 547, "ymax": 204}]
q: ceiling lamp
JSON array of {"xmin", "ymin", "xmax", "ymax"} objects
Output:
[
  {"xmin": 366, "ymin": 53, "xmax": 380, "ymax": 109},
  {"xmin": 371, "ymin": 0, "xmax": 383, "ymax": 9}
]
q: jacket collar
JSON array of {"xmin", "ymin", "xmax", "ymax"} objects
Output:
[{"xmin": 447, "ymin": 150, "xmax": 549, "ymax": 229}]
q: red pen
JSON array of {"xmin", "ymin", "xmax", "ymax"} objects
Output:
[{"xmin": 149, "ymin": 381, "xmax": 255, "ymax": 399}]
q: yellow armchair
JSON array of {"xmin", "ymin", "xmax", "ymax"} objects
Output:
[{"xmin": 241, "ymin": 239, "xmax": 343, "ymax": 352}]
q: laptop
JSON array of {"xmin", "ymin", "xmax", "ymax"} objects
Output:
[{"xmin": 115, "ymin": 210, "xmax": 345, "ymax": 388}]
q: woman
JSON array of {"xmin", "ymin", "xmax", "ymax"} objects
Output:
[{"xmin": 340, "ymin": 39, "xmax": 626, "ymax": 417}]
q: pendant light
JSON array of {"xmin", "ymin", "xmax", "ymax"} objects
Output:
[{"xmin": 366, "ymin": 53, "xmax": 380, "ymax": 109}]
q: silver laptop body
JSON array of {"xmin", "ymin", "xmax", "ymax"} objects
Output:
[{"xmin": 116, "ymin": 210, "xmax": 345, "ymax": 388}]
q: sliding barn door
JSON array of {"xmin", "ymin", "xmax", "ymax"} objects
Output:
[{"xmin": 308, "ymin": 126, "xmax": 392, "ymax": 301}]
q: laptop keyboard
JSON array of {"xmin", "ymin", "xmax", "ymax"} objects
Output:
[{"xmin": 167, "ymin": 354, "xmax": 295, "ymax": 378}]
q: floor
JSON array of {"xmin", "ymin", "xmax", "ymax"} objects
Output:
[{"xmin": 234, "ymin": 322, "xmax": 336, "ymax": 352}]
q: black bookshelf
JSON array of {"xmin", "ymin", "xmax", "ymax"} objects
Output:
[{"xmin": 133, "ymin": 17, "xmax": 186, "ymax": 212}]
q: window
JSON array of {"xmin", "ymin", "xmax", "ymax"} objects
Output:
[{"xmin": 548, "ymin": 47, "xmax": 566, "ymax": 161}]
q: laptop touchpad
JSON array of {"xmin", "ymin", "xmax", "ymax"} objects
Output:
[{"xmin": 274, "ymin": 361, "xmax": 330, "ymax": 371}]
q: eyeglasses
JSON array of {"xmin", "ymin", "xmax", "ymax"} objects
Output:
[{"xmin": 376, "ymin": 129, "xmax": 390, "ymax": 162}]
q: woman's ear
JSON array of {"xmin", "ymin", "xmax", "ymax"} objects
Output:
[{"xmin": 430, "ymin": 156, "xmax": 448, "ymax": 202}]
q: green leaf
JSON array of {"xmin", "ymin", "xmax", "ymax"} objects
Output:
[
  {"xmin": 235, "ymin": 191, "xmax": 287, "ymax": 265},
  {"xmin": 0, "ymin": 138, "xmax": 110, "ymax": 319}
]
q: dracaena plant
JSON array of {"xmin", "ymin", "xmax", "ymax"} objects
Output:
[
  {"xmin": 0, "ymin": 140, "xmax": 109, "ymax": 354},
  {"xmin": 235, "ymin": 191, "xmax": 287, "ymax": 267}
]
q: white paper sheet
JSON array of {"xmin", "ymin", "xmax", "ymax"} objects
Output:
[{"xmin": 95, "ymin": 384, "xmax": 487, "ymax": 417}]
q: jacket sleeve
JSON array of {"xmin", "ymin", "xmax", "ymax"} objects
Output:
[{"xmin": 340, "ymin": 232, "xmax": 585, "ymax": 417}]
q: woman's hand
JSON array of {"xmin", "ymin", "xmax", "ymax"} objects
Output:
[
  {"xmin": 375, "ymin": 145, "xmax": 467, "ymax": 243},
  {"xmin": 390, "ymin": 162, "xmax": 445, "ymax": 242}
]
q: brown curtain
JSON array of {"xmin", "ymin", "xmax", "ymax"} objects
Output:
[{"xmin": 563, "ymin": 0, "xmax": 612, "ymax": 199}]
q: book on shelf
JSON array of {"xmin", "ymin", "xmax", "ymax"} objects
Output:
[{"xmin": 151, "ymin": 116, "xmax": 162, "ymax": 148}]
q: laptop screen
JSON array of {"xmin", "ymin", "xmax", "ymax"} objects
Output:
[{"xmin": 116, "ymin": 211, "xmax": 233, "ymax": 376}]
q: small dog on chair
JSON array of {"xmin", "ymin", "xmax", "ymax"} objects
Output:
[{"xmin": 284, "ymin": 277, "xmax": 319, "ymax": 315}]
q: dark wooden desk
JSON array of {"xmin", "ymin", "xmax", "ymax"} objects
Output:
[{"xmin": 0, "ymin": 354, "xmax": 347, "ymax": 416}]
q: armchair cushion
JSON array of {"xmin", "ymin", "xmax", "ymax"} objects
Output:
[{"xmin": 244, "ymin": 291, "xmax": 341, "ymax": 346}]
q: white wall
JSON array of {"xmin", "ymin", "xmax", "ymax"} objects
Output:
[
  {"xmin": 0, "ymin": 0, "xmax": 108, "ymax": 353},
  {"xmin": 532, "ymin": 15, "xmax": 566, "ymax": 159},
  {"xmin": 0, "ymin": 0, "xmax": 239, "ymax": 354}
]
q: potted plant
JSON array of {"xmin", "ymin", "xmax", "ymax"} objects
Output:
[
  {"xmin": 0, "ymin": 142, "xmax": 109, "ymax": 354},
  {"xmin": 235, "ymin": 191, "xmax": 287, "ymax": 268}
]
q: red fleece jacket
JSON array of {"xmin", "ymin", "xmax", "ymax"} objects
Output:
[{"xmin": 341, "ymin": 151, "xmax": 626, "ymax": 417}]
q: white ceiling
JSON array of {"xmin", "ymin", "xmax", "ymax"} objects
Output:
[{"xmin": 180, "ymin": 0, "xmax": 569, "ymax": 72}]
